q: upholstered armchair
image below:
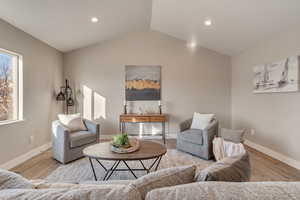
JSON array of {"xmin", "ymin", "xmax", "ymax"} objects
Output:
[
  {"xmin": 176, "ymin": 118, "xmax": 218, "ymax": 160},
  {"xmin": 52, "ymin": 119, "xmax": 100, "ymax": 164}
]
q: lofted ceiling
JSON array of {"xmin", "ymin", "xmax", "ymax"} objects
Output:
[
  {"xmin": 0, "ymin": 0, "xmax": 300, "ymax": 55},
  {"xmin": 151, "ymin": 0, "xmax": 300, "ymax": 55},
  {"xmin": 0, "ymin": 0, "xmax": 152, "ymax": 52}
]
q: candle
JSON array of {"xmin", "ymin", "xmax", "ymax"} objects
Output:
[
  {"xmin": 123, "ymin": 100, "xmax": 127, "ymax": 114},
  {"xmin": 158, "ymin": 101, "xmax": 162, "ymax": 114}
]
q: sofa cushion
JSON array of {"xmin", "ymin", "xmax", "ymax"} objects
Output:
[
  {"xmin": 0, "ymin": 184, "xmax": 142, "ymax": 200},
  {"xmin": 32, "ymin": 179, "xmax": 133, "ymax": 189},
  {"xmin": 220, "ymin": 128, "xmax": 245, "ymax": 143},
  {"xmin": 70, "ymin": 131, "xmax": 96, "ymax": 148},
  {"xmin": 0, "ymin": 169, "xmax": 34, "ymax": 190},
  {"xmin": 196, "ymin": 152, "xmax": 250, "ymax": 182},
  {"xmin": 129, "ymin": 165, "xmax": 196, "ymax": 199},
  {"xmin": 178, "ymin": 129, "xmax": 203, "ymax": 145},
  {"xmin": 145, "ymin": 182, "xmax": 300, "ymax": 200}
]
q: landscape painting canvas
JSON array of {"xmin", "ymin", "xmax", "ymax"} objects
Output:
[
  {"xmin": 125, "ymin": 65, "xmax": 161, "ymax": 101},
  {"xmin": 253, "ymin": 56, "xmax": 299, "ymax": 93}
]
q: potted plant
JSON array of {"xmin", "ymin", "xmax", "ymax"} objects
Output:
[
  {"xmin": 112, "ymin": 133, "xmax": 130, "ymax": 148},
  {"xmin": 111, "ymin": 133, "xmax": 140, "ymax": 154}
]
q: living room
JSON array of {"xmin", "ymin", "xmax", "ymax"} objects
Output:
[{"xmin": 0, "ymin": 0, "xmax": 300, "ymax": 199}]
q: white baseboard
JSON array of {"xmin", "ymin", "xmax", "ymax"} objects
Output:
[
  {"xmin": 0, "ymin": 142, "xmax": 52, "ymax": 170},
  {"xmin": 245, "ymin": 139, "xmax": 300, "ymax": 170}
]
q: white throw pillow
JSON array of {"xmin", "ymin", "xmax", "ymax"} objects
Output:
[
  {"xmin": 58, "ymin": 113, "xmax": 87, "ymax": 132},
  {"xmin": 190, "ymin": 112, "xmax": 215, "ymax": 130}
]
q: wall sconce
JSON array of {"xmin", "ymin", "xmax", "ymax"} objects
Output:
[{"xmin": 56, "ymin": 79, "xmax": 74, "ymax": 114}]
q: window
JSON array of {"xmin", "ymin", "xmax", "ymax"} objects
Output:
[{"xmin": 0, "ymin": 48, "xmax": 23, "ymax": 124}]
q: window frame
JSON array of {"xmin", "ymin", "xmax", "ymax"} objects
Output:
[{"xmin": 0, "ymin": 48, "xmax": 23, "ymax": 125}]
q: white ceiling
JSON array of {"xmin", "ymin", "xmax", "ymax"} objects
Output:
[
  {"xmin": 151, "ymin": 0, "xmax": 300, "ymax": 55},
  {"xmin": 0, "ymin": 0, "xmax": 152, "ymax": 52},
  {"xmin": 0, "ymin": 0, "xmax": 300, "ymax": 55}
]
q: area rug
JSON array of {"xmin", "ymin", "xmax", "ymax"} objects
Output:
[{"xmin": 46, "ymin": 149, "xmax": 213, "ymax": 183}]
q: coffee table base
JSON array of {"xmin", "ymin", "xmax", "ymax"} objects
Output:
[{"xmin": 88, "ymin": 156, "xmax": 163, "ymax": 181}]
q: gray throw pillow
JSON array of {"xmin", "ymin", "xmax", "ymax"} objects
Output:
[
  {"xmin": 129, "ymin": 165, "xmax": 196, "ymax": 199},
  {"xmin": 196, "ymin": 153, "xmax": 251, "ymax": 182},
  {"xmin": 0, "ymin": 169, "xmax": 34, "ymax": 189},
  {"xmin": 220, "ymin": 128, "xmax": 245, "ymax": 143}
]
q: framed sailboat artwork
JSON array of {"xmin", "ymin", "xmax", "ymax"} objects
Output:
[{"xmin": 253, "ymin": 56, "xmax": 299, "ymax": 93}]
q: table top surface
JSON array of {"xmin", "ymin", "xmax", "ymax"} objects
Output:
[
  {"xmin": 83, "ymin": 140, "xmax": 167, "ymax": 161},
  {"xmin": 120, "ymin": 114, "xmax": 167, "ymax": 122},
  {"xmin": 120, "ymin": 114, "xmax": 166, "ymax": 117}
]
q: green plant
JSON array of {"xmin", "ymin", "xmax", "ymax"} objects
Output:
[{"xmin": 113, "ymin": 133, "xmax": 129, "ymax": 147}]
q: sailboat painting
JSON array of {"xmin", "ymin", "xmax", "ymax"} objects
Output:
[{"xmin": 253, "ymin": 56, "xmax": 299, "ymax": 93}]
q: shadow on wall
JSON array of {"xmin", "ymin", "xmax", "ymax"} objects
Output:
[{"xmin": 82, "ymin": 85, "xmax": 106, "ymax": 121}]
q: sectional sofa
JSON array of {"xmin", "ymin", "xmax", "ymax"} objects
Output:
[{"xmin": 1, "ymin": 153, "xmax": 299, "ymax": 200}]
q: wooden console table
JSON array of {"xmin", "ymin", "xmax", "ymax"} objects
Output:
[{"xmin": 119, "ymin": 114, "xmax": 167, "ymax": 144}]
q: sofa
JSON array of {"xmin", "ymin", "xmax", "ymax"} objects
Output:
[
  {"xmin": 177, "ymin": 118, "xmax": 218, "ymax": 160},
  {"xmin": 52, "ymin": 119, "xmax": 100, "ymax": 164},
  {"xmin": 1, "ymin": 152, "xmax": 299, "ymax": 200},
  {"xmin": 146, "ymin": 181, "xmax": 300, "ymax": 199},
  {"xmin": 1, "ymin": 172, "xmax": 299, "ymax": 200}
]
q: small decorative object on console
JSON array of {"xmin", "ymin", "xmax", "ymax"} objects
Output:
[
  {"xmin": 158, "ymin": 100, "xmax": 162, "ymax": 114},
  {"xmin": 123, "ymin": 100, "xmax": 127, "ymax": 114},
  {"xmin": 111, "ymin": 133, "xmax": 140, "ymax": 154},
  {"xmin": 138, "ymin": 107, "xmax": 143, "ymax": 115}
]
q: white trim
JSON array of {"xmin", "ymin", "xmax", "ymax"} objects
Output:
[
  {"xmin": 0, "ymin": 119, "xmax": 25, "ymax": 126},
  {"xmin": 245, "ymin": 139, "xmax": 300, "ymax": 170},
  {"xmin": 0, "ymin": 47, "xmax": 22, "ymax": 57},
  {"xmin": 0, "ymin": 142, "xmax": 51, "ymax": 170},
  {"xmin": 18, "ymin": 54, "xmax": 23, "ymax": 121}
]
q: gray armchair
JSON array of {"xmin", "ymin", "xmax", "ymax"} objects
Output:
[
  {"xmin": 52, "ymin": 119, "xmax": 100, "ymax": 164},
  {"xmin": 176, "ymin": 118, "xmax": 218, "ymax": 160}
]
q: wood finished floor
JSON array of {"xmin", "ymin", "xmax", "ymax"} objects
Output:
[{"xmin": 12, "ymin": 139, "xmax": 300, "ymax": 181}]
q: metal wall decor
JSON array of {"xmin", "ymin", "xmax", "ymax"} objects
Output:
[{"xmin": 56, "ymin": 79, "xmax": 74, "ymax": 114}]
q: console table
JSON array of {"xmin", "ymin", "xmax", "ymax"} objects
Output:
[{"xmin": 119, "ymin": 114, "xmax": 167, "ymax": 144}]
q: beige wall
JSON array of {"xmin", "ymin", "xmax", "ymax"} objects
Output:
[
  {"xmin": 0, "ymin": 19, "xmax": 63, "ymax": 165},
  {"xmin": 232, "ymin": 27, "xmax": 300, "ymax": 161},
  {"xmin": 64, "ymin": 31, "xmax": 231, "ymax": 136}
]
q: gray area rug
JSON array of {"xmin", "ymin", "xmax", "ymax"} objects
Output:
[{"xmin": 46, "ymin": 149, "xmax": 212, "ymax": 183}]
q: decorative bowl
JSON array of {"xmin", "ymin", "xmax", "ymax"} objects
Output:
[{"xmin": 110, "ymin": 138, "xmax": 140, "ymax": 154}]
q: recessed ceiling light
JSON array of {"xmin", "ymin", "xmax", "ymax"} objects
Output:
[
  {"xmin": 91, "ymin": 17, "xmax": 99, "ymax": 23},
  {"xmin": 204, "ymin": 19, "xmax": 212, "ymax": 26},
  {"xmin": 188, "ymin": 41, "xmax": 197, "ymax": 48}
]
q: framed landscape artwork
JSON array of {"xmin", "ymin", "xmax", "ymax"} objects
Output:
[
  {"xmin": 125, "ymin": 65, "xmax": 161, "ymax": 101},
  {"xmin": 253, "ymin": 56, "xmax": 300, "ymax": 93}
]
